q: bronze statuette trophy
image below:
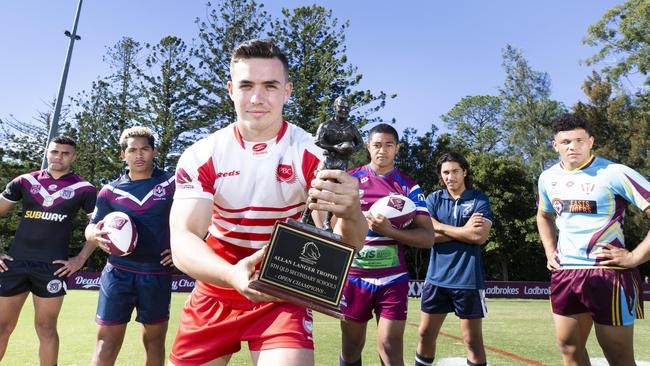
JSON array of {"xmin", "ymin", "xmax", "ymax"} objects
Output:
[{"xmin": 250, "ymin": 97, "xmax": 363, "ymax": 318}]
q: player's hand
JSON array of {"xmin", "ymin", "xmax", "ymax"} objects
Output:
[
  {"xmin": 160, "ymin": 249, "xmax": 174, "ymax": 267},
  {"xmin": 0, "ymin": 254, "xmax": 14, "ymax": 272},
  {"xmin": 365, "ymin": 212, "xmax": 395, "ymax": 236},
  {"xmin": 229, "ymin": 247, "xmax": 279, "ymax": 303},
  {"xmin": 594, "ymin": 242, "xmax": 637, "ymax": 268},
  {"xmin": 87, "ymin": 221, "xmax": 112, "ymax": 254},
  {"xmin": 308, "ymin": 169, "xmax": 361, "ymax": 220},
  {"xmin": 546, "ymin": 254, "xmax": 561, "ymax": 270},
  {"xmin": 52, "ymin": 255, "xmax": 85, "ymax": 277},
  {"xmin": 464, "ymin": 213, "xmax": 485, "ymax": 228}
]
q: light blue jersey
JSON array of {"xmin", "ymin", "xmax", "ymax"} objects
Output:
[{"xmin": 538, "ymin": 156, "xmax": 650, "ymax": 267}]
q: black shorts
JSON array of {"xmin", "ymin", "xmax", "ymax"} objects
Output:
[{"xmin": 0, "ymin": 259, "xmax": 67, "ymax": 297}]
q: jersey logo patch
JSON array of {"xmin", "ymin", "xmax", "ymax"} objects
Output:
[
  {"xmin": 581, "ymin": 182, "xmax": 595, "ymax": 195},
  {"xmin": 553, "ymin": 199, "xmax": 597, "ymax": 215},
  {"xmin": 47, "ymin": 279, "xmax": 63, "ymax": 294},
  {"xmin": 252, "ymin": 143, "xmax": 267, "ymax": 154},
  {"xmin": 276, "ymin": 163, "xmax": 297, "ymax": 183},
  {"xmin": 176, "ymin": 168, "xmax": 193, "ymax": 185},
  {"xmin": 30, "ymin": 185, "xmax": 41, "ymax": 195},
  {"xmin": 60, "ymin": 187, "xmax": 75, "ymax": 199},
  {"xmin": 153, "ymin": 184, "xmax": 166, "ymax": 198}
]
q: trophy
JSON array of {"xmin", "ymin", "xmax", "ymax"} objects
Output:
[{"xmin": 250, "ymin": 97, "xmax": 363, "ymax": 318}]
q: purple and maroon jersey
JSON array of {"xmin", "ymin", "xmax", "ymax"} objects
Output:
[
  {"xmin": 538, "ymin": 156, "xmax": 650, "ymax": 268},
  {"xmin": 1, "ymin": 170, "xmax": 96, "ymax": 262},
  {"xmin": 91, "ymin": 169, "xmax": 174, "ymax": 273},
  {"xmin": 348, "ymin": 165, "xmax": 429, "ymax": 278}
]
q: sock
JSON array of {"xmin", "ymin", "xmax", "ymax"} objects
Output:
[
  {"xmin": 467, "ymin": 360, "xmax": 487, "ymax": 366},
  {"xmin": 415, "ymin": 353, "xmax": 434, "ymax": 366},
  {"xmin": 339, "ymin": 356, "xmax": 362, "ymax": 366}
]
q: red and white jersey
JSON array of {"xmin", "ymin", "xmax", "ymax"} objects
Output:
[{"xmin": 175, "ymin": 121, "xmax": 322, "ymax": 296}]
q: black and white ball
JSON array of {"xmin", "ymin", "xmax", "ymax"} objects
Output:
[
  {"xmin": 101, "ymin": 211, "xmax": 137, "ymax": 256},
  {"xmin": 368, "ymin": 194, "xmax": 417, "ymax": 229}
]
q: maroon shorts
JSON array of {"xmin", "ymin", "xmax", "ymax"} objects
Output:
[
  {"xmin": 169, "ymin": 288, "xmax": 314, "ymax": 366},
  {"xmin": 551, "ymin": 268, "xmax": 644, "ymax": 326},
  {"xmin": 340, "ymin": 274, "xmax": 409, "ymax": 322}
]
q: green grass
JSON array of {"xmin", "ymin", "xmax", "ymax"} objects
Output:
[{"xmin": 3, "ymin": 291, "xmax": 650, "ymax": 365}]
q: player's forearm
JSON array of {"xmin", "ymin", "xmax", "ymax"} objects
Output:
[
  {"xmin": 629, "ymin": 230, "xmax": 650, "ymax": 267},
  {"xmin": 334, "ymin": 211, "xmax": 367, "ymax": 251},
  {"xmin": 434, "ymin": 223, "xmax": 485, "ymax": 244},
  {"xmin": 171, "ymin": 232, "xmax": 234, "ymax": 287},
  {"xmin": 76, "ymin": 241, "xmax": 98, "ymax": 262}
]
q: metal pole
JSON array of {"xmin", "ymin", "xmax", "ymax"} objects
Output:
[{"xmin": 41, "ymin": 0, "xmax": 83, "ymax": 170}]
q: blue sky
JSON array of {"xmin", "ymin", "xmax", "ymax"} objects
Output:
[{"xmin": 0, "ymin": 1, "xmax": 624, "ymax": 136}]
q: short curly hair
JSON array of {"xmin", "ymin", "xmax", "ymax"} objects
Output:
[
  {"xmin": 551, "ymin": 113, "xmax": 592, "ymax": 136},
  {"xmin": 119, "ymin": 126, "xmax": 155, "ymax": 151}
]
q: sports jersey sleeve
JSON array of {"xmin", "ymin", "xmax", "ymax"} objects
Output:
[
  {"xmin": 475, "ymin": 191, "xmax": 494, "ymax": 222},
  {"xmin": 174, "ymin": 138, "xmax": 217, "ymax": 201},
  {"xmin": 610, "ymin": 164, "xmax": 650, "ymax": 211},
  {"xmin": 298, "ymin": 135, "xmax": 323, "ymax": 190},
  {"xmin": 404, "ymin": 179, "xmax": 428, "ymax": 217},
  {"xmin": 425, "ymin": 192, "xmax": 440, "ymax": 221},
  {"xmin": 537, "ymin": 172, "xmax": 554, "ymax": 213},
  {"xmin": 91, "ymin": 187, "xmax": 113, "ymax": 224},
  {"xmin": 1, "ymin": 176, "xmax": 24, "ymax": 202},
  {"xmin": 82, "ymin": 186, "xmax": 98, "ymax": 214}
]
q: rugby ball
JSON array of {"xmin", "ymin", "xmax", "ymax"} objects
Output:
[
  {"xmin": 368, "ymin": 194, "xmax": 417, "ymax": 229},
  {"xmin": 100, "ymin": 211, "xmax": 138, "ymax": 256}
]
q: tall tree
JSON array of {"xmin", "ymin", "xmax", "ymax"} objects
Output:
[
  {"xmin": 103, "ymin": 37, "xmax": 144, "ymax": 132},
  {"xmin": 140, "ymin": 36, "xmax": 204, "ymax": 171},
  {"xmin": 499, "ymin": 45, "xmax": 565, "ymax": 177},
  {"xmin": 583, "ymin": 0, "xmax": 650, "ymax": 88},
  {"xmin": 440, "ymin": 95, "xmax": 505, "ymax": 153},
  {"xmin": 194, "ymin": 0, "xmax": 269, "ymax": 129},
  {"xmin": 270, "ymin": 5, "xmax": 393, "ymax": 133}
]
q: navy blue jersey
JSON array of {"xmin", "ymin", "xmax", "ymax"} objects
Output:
[
  {"xmin": 425, "ymin": 189, "xmax": 493, "ymax": 289},
  {"xmin": 1, "ymin": 170, "xmax": 96, "ymax": 262},
  {"xmin": 91, "ymin": 169, "xmax": 174, "ymax": 272}
]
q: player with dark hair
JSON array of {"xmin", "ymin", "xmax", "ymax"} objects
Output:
[
  {"xmin": 85, "ymin": 126, "xmax": 175, "ymax": 366},
  {"xmin": 0, "ymin": 136, "xmax": 96, "ymax": 365},
  {"xmin": 537, "ymin": 113, "xmax": 650, "ymax": 365},
  {"xmin": 168, "ymin": 39, "xmax": 366, "ymax": 366},
  {"xmin": 340, "ymin": 123, "xmax": 434, "ymax": 366},
  {"xmin": 415, "ymin": 152, "xmax": 492, "ymax": 366}
]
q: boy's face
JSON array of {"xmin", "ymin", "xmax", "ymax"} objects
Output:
[
  {"xmin": 228, "ymin": 57, "xmax": 292, "ymax": 137},
  {"xmin": 552, "ymin": 128, "xmax": 594, "ymax": 169}
]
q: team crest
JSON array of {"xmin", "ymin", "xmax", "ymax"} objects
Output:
[
  {"xmin": 46, "ymin": 279, "xmax": 63, "ymax": 294},
  {"xmin": 60, "ymin": 187, "xmax": 75, "ymax": 200},
  {"xmin": 461, "ymin": 203, "xmax": 473, "ymax": 217},
  {"xmin": 30, "ymin": 185, "xmax": 41, "ymax": 195},
  {"xmin": 276, "ymin": 163, "xmax": 297, "ymax": 183},
  {"xmin": 153, "ymin": 184, "xmax": 166, "ymax": 198},
  {"xmin": 552, "ymin": 198, "xmax": 563, "ymax": 215}
]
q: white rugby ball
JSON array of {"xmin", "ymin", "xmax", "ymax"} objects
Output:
[
  {"xmin": 368, "ymin": 194, "xmax": 417, "ymax": 229},
  {"xmin": 100, "ymin": 211, "xmax": 137, "ymax": 256}
]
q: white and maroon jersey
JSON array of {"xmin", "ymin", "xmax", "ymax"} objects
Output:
[{"xmin": 175, "ymin": 121, "xmax": 323, "ymax": 298}]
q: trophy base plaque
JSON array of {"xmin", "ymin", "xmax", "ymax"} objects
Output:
[{"xmin": 250, "ymin": 219, "xmax": 356, "ymax": 319}]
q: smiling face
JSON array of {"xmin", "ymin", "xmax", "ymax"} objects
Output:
[
  {"xmin": 440, "ymin": 161, "xmax": 467, "ymax": 194},
  {"xmin": 367, "ymin": 132, "xmax": 399, "ymax": 175},
  {"xmin": 552, "ymin": 128, "xmax": 594, "ymax": 170},
  {"xmin": 227, "ymin": 57, "xmax": 292, "ymax": 141},
  {"xmin": 121, "ymin": 136, "xmax": 155, "ymax": 179}
]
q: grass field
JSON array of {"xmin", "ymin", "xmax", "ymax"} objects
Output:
[{"xmin": 4, "ymin": 291, "xmax": 649, "ymax": 365}]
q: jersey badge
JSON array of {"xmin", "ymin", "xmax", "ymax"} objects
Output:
[
  {"xmin": 176, "ymin": 168, "xmax": 193, "ymax": 187},
  {"xmin": 276, "ymin": 163, "xmax": 297, "ymax": 184},
  {"xmin": 61, "ymin": 187, "xmax": 75, "ymax": 200},
  {"xmin": 46, "ymin": 279, "xmax": 64, "ymax": 294},
  {"xmin": 153, "ymin": 184, "xmax": 166, "ymax": 198},
  {"xmin": 48, "ymin": 184, "xmax": 58, "ymax": 191},
  {"xmin": 252, "ymin": 142, "xmax": 268, "ymax": 155},
  {"xmin": 461, "ymin": 203, "xmax": 473, "ymax": 217},
  {"xmin": 552, "ymin": 198, "xmax": 563, "ymax": 215},
  {"xmin": 30, "ymin": 184, "xmax": 41, "ymax": 195},
  {"xmin": 43, "ymin": 196, "xmax": 54, "ymax": 207},
  {"xmin": 581, "ymin": 182, "xmax": 595, "ymax": 195}
]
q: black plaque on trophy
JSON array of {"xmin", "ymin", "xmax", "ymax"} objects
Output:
[{"xmin": 250, "ymin": 219, "xmax": 355, "ymax": 318}]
